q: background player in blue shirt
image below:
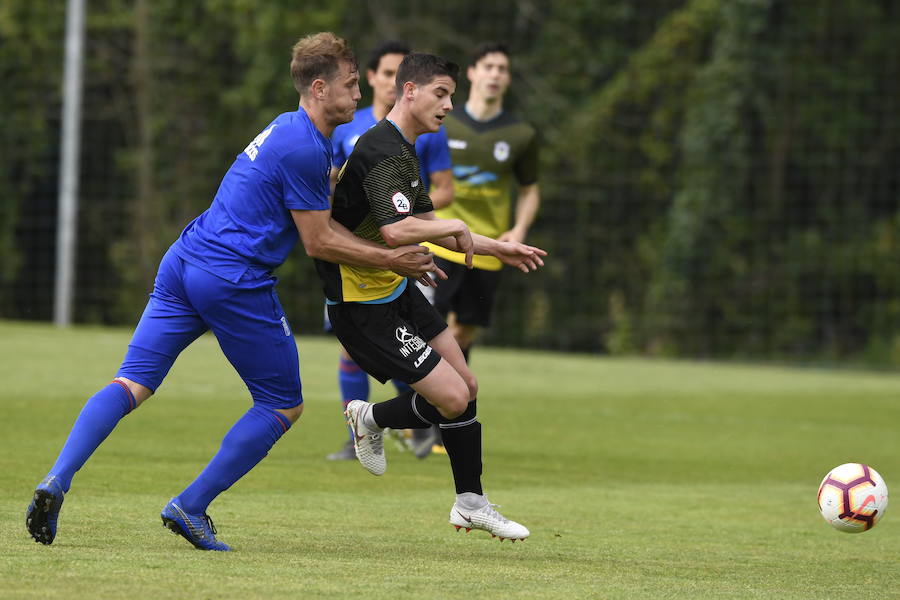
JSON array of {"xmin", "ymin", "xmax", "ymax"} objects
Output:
[
  {"xmin": 326, "ymin": 41, "xmax": 453, "ymax": 461},
  {"xmin": 25, "ymin": 32, "xmax": 440, "ymax": 552}
]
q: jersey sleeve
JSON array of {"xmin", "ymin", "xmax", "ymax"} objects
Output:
[
  {"xmin": 513, "ymin": 127, "xmax": 540, "ymax": 187},
  {"xmin": 362, "ymin": 155, "xmax": 432, "ymax": 226},
  {"xmin": 276, "ymin": 146, "xmax": 331, "ymax": 211},
  {"xmin": 417, "ymin": 127, "xmax": 452, "ymax": 175}
]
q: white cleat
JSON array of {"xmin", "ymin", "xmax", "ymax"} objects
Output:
[
  {"xmin": 344, "ymin": 400, "xmax": 386, "ymax": 475},
  {"xmin": 449, "ymin": 496, "xmax": 530, "ymax": 542}
]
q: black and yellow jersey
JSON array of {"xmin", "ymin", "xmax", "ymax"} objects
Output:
[
  {"xmin": 315, "ymin": 119, "xmax": 434, "ymax": 302},
  {"xmin": 426, "ymin": 109, "xmax": 539, "ymax": 271}
]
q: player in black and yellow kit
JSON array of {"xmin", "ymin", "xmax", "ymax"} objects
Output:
[
  {"xmin": 316, "ymin": 53, "xmax": 546, "ymax": 540},
  {"xmin": 424, "ymin": 43, "xmax": 540, "ymax": 364}
]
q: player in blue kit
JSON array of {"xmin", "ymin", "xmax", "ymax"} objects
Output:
[
  {"xmin": 326, "ymin": 41, "xmax": 453, "ymax": 461},
  {"xmin": 24, "ymin": 32, "xmax": 440, "ymax": 552}
]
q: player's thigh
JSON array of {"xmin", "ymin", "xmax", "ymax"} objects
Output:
[
  {"xmin": 184, "ymin": 266, "xmax": 301, "ymax": 410},
  {"xmin": 426, "ymin": 327, "xmax": 477, "ymax": 399},
  {"xmin": 117, "ymin": 249, "xmax": 208, "ymax": 392}
]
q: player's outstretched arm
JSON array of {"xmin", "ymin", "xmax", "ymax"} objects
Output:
[
  {"xmin": 292, "ymin": 209, "xmax": 438, "ymax": 278},
  {"xmin": 473, "ymin": 233, "xmax": 547, "ymax": 273},
  {"xmin": 380, "ymin": 213, "xmax": 474, "ymax": 268}
]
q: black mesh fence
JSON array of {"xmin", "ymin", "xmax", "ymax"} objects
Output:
[{"xmin": 2, "ymin": 0, "xmax": 898, "ymax": 366}]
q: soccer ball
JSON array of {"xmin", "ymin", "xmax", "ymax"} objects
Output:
[{"xmin": 817, "ymin": 463, "xmax": 888, "ymax": 533}]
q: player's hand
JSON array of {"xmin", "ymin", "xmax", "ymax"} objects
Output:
[
  {"xmin": 388, "ymin": 245, "xmax": 437, "ymax": 278},
  {"xmin": 494, "ymin": 241, "xmax": 547, "ymax": 273},
  {"xmin": 416, "ymin": 265, "xmax": 448, "ymax": 288}
]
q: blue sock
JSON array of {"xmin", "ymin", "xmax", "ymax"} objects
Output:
[
  {"xmin": 177, "ymin": 405, "xmax": 291, "ymax": 514},
  {"xmin": 48, "ymin": 381, "xmax": 136, "ymax": 493},
  {"xmin": 339, "ymin": 355, "xmax": 368, "ymax": 441}
]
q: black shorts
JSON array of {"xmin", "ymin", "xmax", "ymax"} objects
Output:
[
  {"xmin": 327, "ymin": 283, "xmax": 446, "ymax": 384},
  {"xmin": 432, "ymin": 257, "xmax": 503, "ymax": 327}
]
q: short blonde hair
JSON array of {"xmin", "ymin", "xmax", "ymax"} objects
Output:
[{"xmin": 290, "ymin": 32, "xmax": 357, "ymax": 95}]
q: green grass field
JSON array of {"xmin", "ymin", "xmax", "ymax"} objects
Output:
[{"xmin": 2, "ymin": 320, "xmax": 899, "ymax": 599}]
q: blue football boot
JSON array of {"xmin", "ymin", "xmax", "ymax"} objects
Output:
[
  {"xmin": 26, "ymin": 476, "xmax": 66, "ymax": 545},
  {"xmin": 160, "ymin": 497, "xmax": 231, "ymax": 551}
]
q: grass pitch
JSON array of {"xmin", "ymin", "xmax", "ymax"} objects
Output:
[{"xmin": 1, "ymin": 320, "xmax": 899, "ymax": 599}]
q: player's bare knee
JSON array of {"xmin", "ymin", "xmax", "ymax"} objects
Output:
[
  {"xmin": 114, "ymin": 377, "xmax": 152, "ymax": 407},
  {"xmin": 278, "ymin": 403, "xmax": 304, "ymax": 424},
  {"xmin": 464, "ymin": 373, "xmax": 478, "ymax": 401},
  {"xmin": 440, "ymin": 387, "xmax": 470, "ymax": 419}
]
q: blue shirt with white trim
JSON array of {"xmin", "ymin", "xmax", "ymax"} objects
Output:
[{"xmin": 173, "ymin": 107, "xmax": 331, "ymax": 283}]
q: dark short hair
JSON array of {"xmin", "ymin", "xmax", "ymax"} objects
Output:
[
  {"xmin": 470, "ymin": 42, "xmax": 509, "ymax": 67},
  {"xmin": 367, "ymin": 40, "xmax": 412, "ymax": 72},
  {"xmin": 395, "ymin": 53, "xmax": 459, "ymax": 96},
  {"xmin": 290, "ymin": 32, "xmax": 357, "ymax": 95}
]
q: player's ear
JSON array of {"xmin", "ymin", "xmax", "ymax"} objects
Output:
[
  {"xmin": 403, "ymin": 80, "xmax": 416, "ymax": 101},
  {"xmin": 311, "ymin": 77, "xmax": 328, "ymax": 100}
]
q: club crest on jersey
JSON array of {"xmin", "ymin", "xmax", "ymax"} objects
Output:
[
  {"xmin": 392, "ymin": 191, "xmax": 411, "ymax": 213},
  {"xmin": 493, "ymin": 141, "xmax": 510, "ymax": 162}
]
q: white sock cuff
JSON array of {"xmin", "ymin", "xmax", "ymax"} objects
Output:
[{"xmin": 361, "ymin": 403, "xmax": 382, "ymax": 432}]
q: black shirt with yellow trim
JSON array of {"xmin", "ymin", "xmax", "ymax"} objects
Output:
[{"xmin": 315, "ymin": 119, "xmax": 434, "ymax": 303}]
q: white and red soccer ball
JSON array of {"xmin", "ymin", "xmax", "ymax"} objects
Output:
[{"xmin": 818, "ymin": 463, "xmax": 888, "ymax": 533}]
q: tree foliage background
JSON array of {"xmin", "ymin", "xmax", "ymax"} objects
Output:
[{"xmin": 1, "ymin": 0, "xmax": 898, "ymax": 366}]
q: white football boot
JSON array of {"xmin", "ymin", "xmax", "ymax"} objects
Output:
[
  {"xmin": 449, "ymin": 493, "xmax": 530, "ymax": 541},
  {"xmin": 344, "ymin": 400, "xmax": 386, "ymax": 475}
]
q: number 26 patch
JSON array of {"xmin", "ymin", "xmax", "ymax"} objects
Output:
[{"xmin": 391, "ymin": 191, "xmax": 411, "ymax": 213}]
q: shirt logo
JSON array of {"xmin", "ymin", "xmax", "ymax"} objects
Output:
[
  {"xmin": 392, "ymin": 191, "xmax": 411, "ymax": 213},
  {"xmin": 411, "ymin": 179, "xmax": 419, "ymax": 188},
  {"xmin": 448, "ymin": 139, "xmax": 467, "ymax": 150},
  {"xmin": 243, "ymin": 125, "xmax": 276, "ymax": 161},
  {"xmin": 493, "ymin": 141, "xmax": 510, "ymax": 162},
  {"xmin": 396, "ymin": 326, "xmax": 427, "ymax": 358}
]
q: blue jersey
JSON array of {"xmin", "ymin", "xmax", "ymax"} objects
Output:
[
  {"xmin": 331, "ymin": 106, "xmax": 451, "ymax": 190},
  {"xmin": 173, "ymin": 107, "xmax": 331, "ymax": 283}
]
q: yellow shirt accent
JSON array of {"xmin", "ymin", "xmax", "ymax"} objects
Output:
[
  {"xmin": 339, "ymin": 264, "xmax": 405, "ymax": 301},
  {"xmin": 423, "ymin": 243, "xmax": 503, "ymax": 271}
]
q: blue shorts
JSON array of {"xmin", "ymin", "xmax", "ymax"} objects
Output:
[{"xmin": 117, "ymin": 247, "xmax": 302, "ymax": 409}]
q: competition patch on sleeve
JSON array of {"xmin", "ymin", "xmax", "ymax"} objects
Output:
[{"xmin": 391, "ymin": 191, "xmax": 411, "ymax": 213}]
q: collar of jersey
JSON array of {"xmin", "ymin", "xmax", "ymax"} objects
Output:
[{"xmin": 386, "ymin": 119, "xmax": 415, "ymax": 145}]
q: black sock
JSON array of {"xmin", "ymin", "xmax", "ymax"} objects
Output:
[
  {"xmin": 442, "ymin": 420, "xmax": 482, "ymax": 495},
  {"xmin": 418, "ymin": 397, "xmax": 482, "ymax": 495},
  {"xmin": 371, "ymin": 390, "xmax": 431, "ymax": 429}
]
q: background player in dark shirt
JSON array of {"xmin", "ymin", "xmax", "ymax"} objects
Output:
[{"xmin": 425, "ymin": 42, "xmax": 541, "ymax": 364}]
